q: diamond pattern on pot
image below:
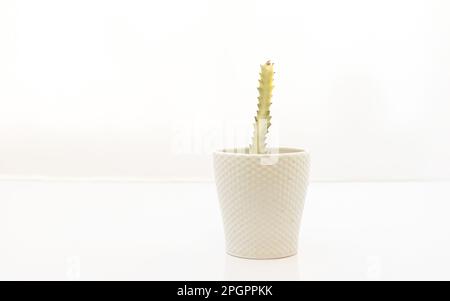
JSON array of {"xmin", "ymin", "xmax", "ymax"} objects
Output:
[{"xmin": 213, "ymin": 150, "xmax": 310, "ymax": 259}]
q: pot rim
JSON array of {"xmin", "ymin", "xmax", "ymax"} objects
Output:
[{"xmin": 214, "ymin": 147, "xmax": 308, "ymax": 157}]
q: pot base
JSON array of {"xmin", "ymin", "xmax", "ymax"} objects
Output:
[{"xmin": 226, "ymin": 251, "xmax": 297, "ymax": 260}]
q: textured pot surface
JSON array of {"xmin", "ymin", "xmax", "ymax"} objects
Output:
[{"xmin": 213, "ymin": 148, "xmax": 310, "ymax": 259}]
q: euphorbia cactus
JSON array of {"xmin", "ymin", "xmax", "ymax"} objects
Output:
[{"xmin": 249, "ymin": 60, "xmax": 274, "ymax": 154}]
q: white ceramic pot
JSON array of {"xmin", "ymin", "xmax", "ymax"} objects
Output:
[{"xmin": 213, "ymin": 148, "xmax": 310, "ymax": 259}]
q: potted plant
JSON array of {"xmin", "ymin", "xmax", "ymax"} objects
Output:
[{"xmin": 213, "ymin": 61, "xmax": 310, "ymax": 259}]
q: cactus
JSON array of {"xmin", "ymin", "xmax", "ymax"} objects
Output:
[{"xmin": 249, "ymin": 60, "xmax": 274, "ymax": 154}]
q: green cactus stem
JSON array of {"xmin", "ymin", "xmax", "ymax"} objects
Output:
[{"xmin": 249, "ymin": 60, "xmax": 274, "ymax": 154}]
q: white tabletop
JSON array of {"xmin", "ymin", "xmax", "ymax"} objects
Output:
[{"xmin": 1, "ymin": 180, "xmax": 449, "ymax": 281}]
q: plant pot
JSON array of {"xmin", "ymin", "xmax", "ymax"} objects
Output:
[{"xmin": 213, "ymin": 147, "xmax": 310, "ymax": 259}]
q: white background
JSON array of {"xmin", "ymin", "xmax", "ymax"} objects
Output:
[
  {"xmin": 2, "ymin": 181, "xmax": 450, "ymax": 280},
  {"xmin": 1, "ymin": 0, "xmax": 450, "ymax": 181},
  {"xmin": 2, "ymin": 1, "xmax": 450, "ymax": 282}
]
